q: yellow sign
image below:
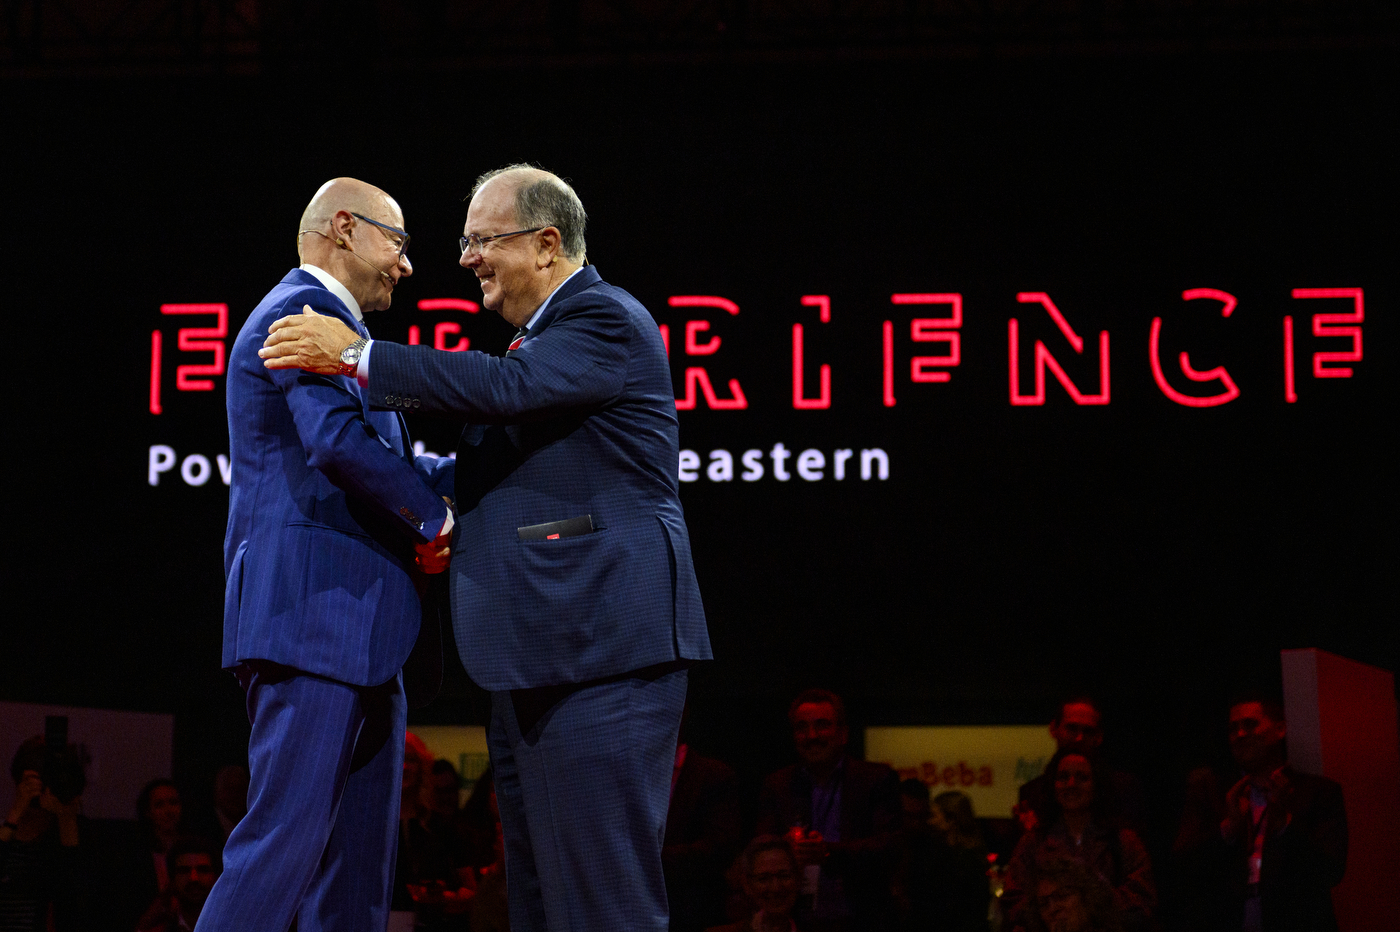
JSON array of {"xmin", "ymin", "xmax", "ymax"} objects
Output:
[
  {"xmin": 864, "ymin": 725, "xmax": 1055, "ymax": 818},
  {"xmin": 410, "ymin": 725, "xmax": 491, "ymax": 806}
]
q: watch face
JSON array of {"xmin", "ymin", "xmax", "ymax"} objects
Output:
[{"xmin": 342, "ymin": 345, "xmax": 361, "ymax": 365}]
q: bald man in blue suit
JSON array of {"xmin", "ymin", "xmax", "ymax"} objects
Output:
[
  {"xmin": 261, "ymin": 165, "xmax": 712, "ymax": 931},
  {"xmin": 201, "ymin": 178, "xmax": 456, "ymax": 932}
]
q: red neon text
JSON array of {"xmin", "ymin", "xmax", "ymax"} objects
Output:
[
  {"xmin": 881, "ymin": 293, "xmax": 962, "ymax": 405},
  {"xmin": 1148, "ymin": 289, "xmax": 1240, "ymax": 407},
  {"xmin": 411, "ymin": 298, "xmax": 479, "ymax": 352},
  {"xmin": 1294, "ymin": 288, "xmax": 1363, "ymax": 378},
  {"xmin": 668, "ymin": 296, "xmax": 748, "ymax": 410},
  {"xmin": 150, "ymin": 303, "xmax": 229, "ymax": 415},
  {"xmin": 1009, "ymin": 292, "xmax": 1110, "ymax": 406},
  {"xmin": 792, "ymin": 295, "xmax": 832, "ymax": 410}
]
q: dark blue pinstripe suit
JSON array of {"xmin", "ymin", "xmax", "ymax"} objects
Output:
[
  {"xmin": 201, "ymin": 269, "xmax": 455, "ymax": 932},
  {"xmin": 368, "ymin": 266, "xmax": 712, "ymax": 930}
]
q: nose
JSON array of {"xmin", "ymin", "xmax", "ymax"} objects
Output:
[
  {"xmin": 460, "ymin": 249, "xmax": 481, "ymax": 270},
  {"xmin": 399, "ymin": 254, "xmax": 413, "ymax": 277}
]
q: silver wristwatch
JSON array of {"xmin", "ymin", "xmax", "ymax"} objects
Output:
[{"xmin": 338, "ymin": 337, "xmax": 368, "ymax": 377}]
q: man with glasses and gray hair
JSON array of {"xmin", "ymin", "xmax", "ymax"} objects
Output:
[
  {"xmin": 261, "ymin": 164, "xmax": 712, "ymax": 931},
  {"xmin": 202, "ymin": 177, "xmax": 456, "ymax": 931}
]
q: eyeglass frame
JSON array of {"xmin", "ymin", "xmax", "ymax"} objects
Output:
[
  {"xmin": 459, "ymin": 227, "xmax": 545, "ymax": 256},
  {"xmin": 350, "ymin": 212, "xmax": 410, "ymax": 257}
]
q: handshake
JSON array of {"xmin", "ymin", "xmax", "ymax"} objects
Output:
[{"xmin": 415, "ymin": 497, "xmax": 455, "ymax": 575}]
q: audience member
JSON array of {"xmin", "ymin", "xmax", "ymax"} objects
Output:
[
  {"xmin": 134, "ymin": 836, "xmax": 219, "ymax": 932},
  {"xmin": 0, "ymin": 737, "xmax": 88, "ymax": 931},
  {"xmin": 1023, "ymin": 857, "xmax": 1125, "ymax": 932},
  {"xmin": 420, "ymin": 759, "xmax": 475, "ymax": 875},
  {"xmin": 1015, "ymin": 698, "xmax": 1145, "ymax": 838},
  {"xmin": 394, "ymin": 735, "xmax": 475, "ymax": 928},
  {"xmin": 896, "ymin": 783, "xmax": 992, "ymax": 932},
  {"xmin": 708, "ymin": 835, "xmax": 805, "ymax": 932},
  {"xmin": 665, "ymin": 718, "xmax": 744, "ymax": 932},
  {"xmin": 756, "ymin": 688, "xmax": 902, "ymax": 931},
  {"xmin": 207, "ymin": 766, "xmax": 248, "ymax": 849},
  {"xmin": 1003, "ymin": 749, "xmax": 1155, "ymax": 932},
  {"xmin": 108, "ymin": 778, "xmax": 186, "ymax": 931},
  {"xmin": 1222, "ymin": 696, "xmax": 1345, "ymax": 932},
  {"xmin": 467, "ymin": 771, "xmax": 510, "ymax": 932},
  {"xmin": 459, "ymin": 765, "xmax": 503, "ymax": 872}
]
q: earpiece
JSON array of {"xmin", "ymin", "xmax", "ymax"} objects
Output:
[{"xmin": 337, "ymin": 238, "xmax": 345, "ymax": 246}]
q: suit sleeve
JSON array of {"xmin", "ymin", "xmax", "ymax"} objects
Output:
[
  {"xmin": 413, "ymin": 452, "xmax": 457, "ymax": 502},
  {"xmin": 270, "ymin": 293, "xmax": 448, "ymax": 543},
  {"xmin": 366, "ymin": 297, "xmax": 630, "ymax": 424}
]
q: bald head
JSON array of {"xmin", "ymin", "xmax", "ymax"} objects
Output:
[
  {"xmin": 471, "ymin": 165, "xmax": 588, "ymax": 261},
  {"xmin": 298, "ymin": 178, "xmax": 403, "ymax": 260},
  {"xmin": 296, "ymin": 177, "xmax": 411, "ymax": 313}
]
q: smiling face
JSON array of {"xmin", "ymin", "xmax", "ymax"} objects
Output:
[
  {"xmin": 1052, "ymin": 754, "xmax": 1094, "ymax": 814},
  {"xmin": 1228, "ymin": 701, "xmax": 1287, "ymax": 773},
  {"xmin": 171, "ymin": 852, "xmax": 216, "ymax": 912},
  {"xmin": 350, "ymin": 197, "xmax": 413, "ymax": 313},
  {"xmin": 791, "ymin": 701, "xmax": 848, "ymax": 770},
  {"xmin": 460, "ymin": 175, "xmax": 548, "ymax": 328},
  {"xmin": 743, "ymin": 848, "xmax": 799, "ymax": 916}
]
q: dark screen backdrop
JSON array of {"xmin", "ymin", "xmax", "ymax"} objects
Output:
[{"xmin": 6, "ymin": 48, "xmax": 1395, "ymax": 817}]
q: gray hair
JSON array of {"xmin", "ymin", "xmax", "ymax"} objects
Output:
[{"xmin": 472, "ymin": 163, "xmax": 588, "ymax": 261}]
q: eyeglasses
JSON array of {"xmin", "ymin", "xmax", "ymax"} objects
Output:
[
  {"xmin": 459, "ymin": 227, "xmax": 544, "ymax": 256},
  {"xmin": 351, "ymin": 212, "xmax": 410, "ymax": 257}
]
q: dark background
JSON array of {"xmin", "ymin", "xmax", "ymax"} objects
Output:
[{"xmin": 4, "ymin": 5, "xmax": 1396, "ymax": 857}]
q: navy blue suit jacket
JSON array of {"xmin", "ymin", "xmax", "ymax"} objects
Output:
[
  {"xmin": 367, "ymin": 266, "xmax": 711, "ymax": 691},
  {"xmin": 224, "ymin": 269, "xmax": 455, "ymax": 688}
]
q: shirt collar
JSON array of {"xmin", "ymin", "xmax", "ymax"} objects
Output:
[
  {"xmin": 300, "ymin": 263, "xmax": 363, "ymax": 321},
  {"xmin": 524, "ymin": 265, "xmax": 586, "ymax": 332}
]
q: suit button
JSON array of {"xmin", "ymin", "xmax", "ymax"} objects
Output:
[{"xmin": 412, "ymin": 399, "xmax": 421, "ymax": 408}]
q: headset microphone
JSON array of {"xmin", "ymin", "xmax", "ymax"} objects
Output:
[{"xmin": 347, "ymin": 247, "xmax": 394, "ymax": 282}]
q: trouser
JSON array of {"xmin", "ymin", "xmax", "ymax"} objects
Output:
[
  {"xmin": 196, "ymin": 661, "xmax": 406, "ymax": 932},
  {"xmin": 489, "ymin": 663, "xmax": 688, "ymax": 932}
]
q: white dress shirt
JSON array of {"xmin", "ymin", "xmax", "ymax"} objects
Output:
[{"xmin": 299, "ymin": 263, "xmax": 363, "ymax": 322}]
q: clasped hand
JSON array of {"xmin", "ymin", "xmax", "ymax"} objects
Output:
[
  {"xmin": 415, "ymin": 498, "xmax": 455, "ymax": 575},
  {"xmin": 260, "ymin": 306, "xmax": 359, "ymax": 373}
]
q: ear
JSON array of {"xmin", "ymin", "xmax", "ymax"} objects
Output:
[
  {"xmin": 536, "ymin": 227, "xmax": 563, "ymax": 269},
  {"xmin": 330, "ymin": 210, "xmax": 356, "ymax": 249}
]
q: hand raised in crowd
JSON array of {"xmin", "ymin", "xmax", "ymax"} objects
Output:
[
  {"xmin": 789, "ymin": 828, "xmax": 829, "ymax": 866},
  {"xmin": 1259, "ymin": 769, "xmax": 1295, "ymax": 836},
  {"xmin": 260, "ymin": 306, "xmax": 360, "ymax": 374},
  {"xmin": 4, "ymin": 770, "xmax": 43, "ymax": 829},
  {"xmin": 414, "ymin": 498, "xmax": 455, "ymax": 574},
  {"xmin": 1221, "ymin": 775, "xmax": 1253, "ymax": 842},
  {"xmin": 1223, "ymin": 768, "xmax": 1295, "ymax": 842}
]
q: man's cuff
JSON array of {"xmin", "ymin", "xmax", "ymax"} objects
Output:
[{"xmin": 357, "ymin": 339, "xmax": 374, "ymax": 387}]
